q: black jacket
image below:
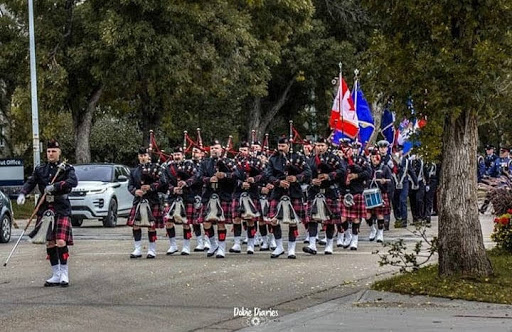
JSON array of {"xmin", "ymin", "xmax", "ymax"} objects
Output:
[
  {"xmin": 370, "ymin": 162, "xmax": 393, "ymax": 194},
  {"xmin": 128, "ymin": 163, "xmax": 168, "ymax": 205},
  {"xmin": 165, "ymin": 160, "xmax": 200, "ymax": 204},
  {"xmin": 264, "ymin": 152, "xmax": 312, "ymax": 200},
  {"xmin": 308, "ymin": 152, "xmax": 345, "ymax": 200},
  {"xmin": 21, "ymin": 161, "xmax": 78, "ymax": 216},
  {"xmin": 233, "ymin": 156, "xmax": 265, "ymax": 200},
  {"xmin": 197, "ymin": 157, "xmax": 236, "ymax": 202}
]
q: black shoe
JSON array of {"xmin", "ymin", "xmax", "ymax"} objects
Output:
[
  {"xmin": 194, "ymin": 247, "xmax": 205, "ymax": 252},
  {"xmin": 146, "ymin": 254, "xmax": 156, "ymax": 259},
  {"xmin": 303, "ymin": 240, "xmax": 310, "ymax": 244},
  {"xmin": 229, "ymin": 249, "xmax": 241, "ymax": 253},
  {"xmin": 259, "ymin": 247, "xmax": 270, "ymax": 251},
  {"xmin": 324, "ymin": 251, "xmax": 333, "ymax": 255},
  {"xmin": 206, "ymin": 247, "xmax": 218, "ymax": 257},
  {"xmin": 44, "ymin": 281, "xmax": 60, "ymax": 287},
  {"xmin": 350, "ymin": 247, "xmax": 357, "ymax": 251},
  {"xmin": 130, "ymin": 254, "xmax": 142, "ymax": 259},
  {"xmin": 318, "ymin": 239, "xmax": 327, "ymax": 246},
  {"xmin": 270, "ymin": 251, "xmax": 284, "ymax": 258},
  {"xmin": 181, "ymin": 252, "xmax": 190, "ymax": 256},
  {"xmin": 302, "ymin": 247, "xmax": 317, "ymax": 255},
  {"xmin": 60, "ymin": 282, "xmax": 69, "ymax": 288},
  {"xmin": 247, "ymin": 250, "xmax": 254, "ymax": 255},
  {"xmin": 216, "ymin": 254, "xmax": 225, "ymax": 258},
  {"xmin": 166, "ymin": 251, "xmax": 178, "ymax": 256},
  {"xmin": 270, "ymin": 247, "xmax": 277, "ymax": 251},
  {"xmin": 288, "ymin": 255, "xmax": 296, "ymax": 259}
]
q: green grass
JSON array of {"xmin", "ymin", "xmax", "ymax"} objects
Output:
[
  {"xmin": 11, "ymin": 196, "xmax": 37, "ymax": 219},
  {"xmin": 372, "ymin": 249, "xmax": 512, "ymax": 304}
]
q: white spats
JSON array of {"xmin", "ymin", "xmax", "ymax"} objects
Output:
[{"xmin": 130, "ymin": 241, "xmax": 142, "ymax": 258}]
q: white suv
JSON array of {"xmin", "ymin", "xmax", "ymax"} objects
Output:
[{"xmin": 70, "ymin": 164, "xmax": 134, "ymax": 227}]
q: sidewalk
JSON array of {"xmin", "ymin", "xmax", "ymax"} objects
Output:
[{"xmin": 240, "ymin": 289, "xmax": 512, "ymax": 331}]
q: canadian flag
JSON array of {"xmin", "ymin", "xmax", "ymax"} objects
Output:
[{"xmin": 329, "ymin": 77, "xmax": 359, "ymax": 139}]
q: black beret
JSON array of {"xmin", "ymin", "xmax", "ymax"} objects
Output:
[
  {"xmin": 172, "ymin": 146, "xmax": 184, "ymax": 153},
  {"xmin": 316, "ymin": 137, "xmax": 327, "ymax": 144},
  {"xmin": 278, "ymin": 136, "xmax": 289, "ymax": 144},
  {"xmin": 211, "ymin": 139, "xmax": 222, "ymax": 146},
  {"xmin": 47, "ymin": 139, "xmax": 60, "ymax": 149},
  {"xmin": 138, "ymin": 147, "xmax": 149, "ymax": 155},
  {"xmin": 239, "ymin": 141, "xmax": 250, "ymax": 148},
  {"xmin": 485, "ymin": 144, "xmax": 495, "ymax": 150}
]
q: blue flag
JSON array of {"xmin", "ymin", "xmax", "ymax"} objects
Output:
[
  {"xmin": 352, "ymin": 84, "xmax": 374, "ymax": 148},
  {"xmin": 380, "ymin": 109, "xmax": 396, "ymax": 147}
]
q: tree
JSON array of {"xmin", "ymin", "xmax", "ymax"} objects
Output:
[{"xmin": 363, "ymin": 0, "xmax": 512, "ymax": 277}]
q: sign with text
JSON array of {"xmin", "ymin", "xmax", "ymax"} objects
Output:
[{"xmin": 0, "ymin": 159, "xmax": 24, "ymax": 186}]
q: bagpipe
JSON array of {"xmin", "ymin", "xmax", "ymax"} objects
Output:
[
  {"xmin": 272, "ymin": 121, "xmax": 307, "ymax": 225},
  {"xmin": 309, "ymin": 153, "xmax": 340, "ymax": 222}
]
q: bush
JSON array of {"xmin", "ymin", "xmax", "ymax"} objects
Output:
[{"xmin": 489, "ymin": 187, "xmax": 512, "ymax": 253}]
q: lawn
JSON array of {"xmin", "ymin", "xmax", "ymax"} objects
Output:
[{"xmin": 372, "ymin": 249, "xmax": 512, "ymax": 304}]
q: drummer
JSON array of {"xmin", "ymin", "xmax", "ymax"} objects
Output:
[{"xmin": 366, "ymin": 148, "xmax": 393, "ymax": 243}]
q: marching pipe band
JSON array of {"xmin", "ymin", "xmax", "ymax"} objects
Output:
[{"xmin": 123, "ymin": 129, "xmax": 438, "ymax": 259}]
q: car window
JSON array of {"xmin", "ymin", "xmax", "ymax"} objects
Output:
[
  {"xmin": 122, "ymin": 166, "xmax": 130, "ymax": 176},
  {"xmin": 114, "ymin": 167, "xmax": 123, "ymax": 180},
  {"xmin": 75, "ymin": 165, "xmax": 113, "ymax": 182}
]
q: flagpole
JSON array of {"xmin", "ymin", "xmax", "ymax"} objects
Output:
[{"xmin": 338, "ymin": 62, "xmax": 343, "ymax": 136}]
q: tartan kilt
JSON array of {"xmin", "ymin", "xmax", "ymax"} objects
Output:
[
  {"xmin": 45, "ymin": 215, "xmax": 73, "ymax": 246},
  {"xmin": 232, "ymin": 197, "xmax": 260, "ymax": 222},
  {"xmin": 126, "ymin": 203, "xmax": 164, "ymax": 229},
  {"xmin": 203, "ymin": 199, "xmax": 232, "ymax": 224},
  {"xmin": 367, "ymin": 192, "xmax": 391, "ymax": 216},
  {"xmin": 302, "ymin": 201, "xmax": 310, "ymax": 225},
  {"xmin": 341, "ymin": 193, "xmax": 366, "ymax": 220},
  {"xmin": 308, "ymin": 197, "xmax": 341, "ymax": 225},
  {"xmin": 269, "ymin": 197, "xmax": 306, "ymax": 223},
  {"xmin": 162, "ymin": 203, "xmax": 203, "ymax": 224}
]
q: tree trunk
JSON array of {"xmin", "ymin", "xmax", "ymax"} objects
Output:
[
  {"xmin": 247, "ymin": 97, "xmax": 262, "ymax": 141},
  {"xmin": 368, "ymin": 95, "xmax": 386, "ymax": 146},
  {"xmin": 75, "ymin": 87, "xmax": 102, "ymax": 164},
  {"xmin": 438, "ymin": 109, "xmax": 493, "ymax": 277},
  {"xmin": 248, "ymin": 77, "xmax": 295, "ymax": 140}
]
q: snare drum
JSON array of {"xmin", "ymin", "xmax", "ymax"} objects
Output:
[{"xmin": 363, "ymin": 187, "xmax": 383, "ymax": 209}]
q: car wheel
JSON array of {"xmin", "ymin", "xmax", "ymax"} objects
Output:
[
  {"xmin": 103, "ymin": 198, "xmax": 118, "ymax": 227},
  {"xmin": 0, "ymin": 214, "xmax": 11, "ymax": 243},
  {"xmin": 71, "ymin": 217, "xmax": 83, "ymax": 227}
]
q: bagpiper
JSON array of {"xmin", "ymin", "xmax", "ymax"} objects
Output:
[
  {"xmin": 126, "ymin": 147, "xmax": 168, "ymax": 259},
  {"xmin": 163, "ymin": 146, "xmax": 200, "ymax": 255},
  {"xmin": 17, "ymin": 139, "xmax": 78, "ymax": 287},
  {"xmin": 303, "ymin": 137, "xmax": 345, "ymax": 255},
  {"xmin": 264, "ymin": 136, "xmax": 312, "ymax": 259},
  {"xmin": 339, "ymin": 142, "xmax": 371, "ymax": 250},
  {"xmin": 198, "ymin": 139, "xmax": 236, "ymax": 258},
  {"xmin": 232, "ymin": 141, "xmax": 265, "ymax": 254}
]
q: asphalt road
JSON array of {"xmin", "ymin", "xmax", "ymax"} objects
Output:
[{"xmin": 0, "ymin": 215, "xmax": 495, "ymax": 332}]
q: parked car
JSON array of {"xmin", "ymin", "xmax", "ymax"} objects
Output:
[
  {"xmin": 70, "ymin": 164, "xmax": 134, "ymax": 227},
  {"xmin": 0, "ymin": 189, "xmax": 13, "ymax": 243}
]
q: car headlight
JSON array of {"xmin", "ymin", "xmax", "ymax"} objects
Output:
[{"xmin": 88, "ymin": 187, "xmax": 107, "ymax": 194}]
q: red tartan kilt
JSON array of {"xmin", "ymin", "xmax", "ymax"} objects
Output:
[
  {"xmin": 232, "ymin": 197, "xmax": 260, "ymax": 221},
  {"xmin": 302, "ymin": 201, "xmax": 309, "ymax": 225},
  {"xmin": 367, "ymin": 192, "xmax": 391, "ymax": 216},
  {"xmin": 163, "ymin": 203, "xmax": 203, "ymax": 224},
  {"xmin": 44, "ymin": 215, "xmax": 73, "ymax": 245},
  {"xmin": 314, "ymin": 197, "xmax": 342, "ymax": 225},
  {"xmin": 269, "ymin": 197, "xmax": 305, "ymax": 222},
  {"xmin": 341, "ymin": 193, "xmax": 366, "ymax": 220},
  {"xmin": 203, "ymin": 199, "xmax": 232, "ymax": 224},
  {"xmin": 126, "ymin": 203, "xmax": 164, "ymax": 229}
]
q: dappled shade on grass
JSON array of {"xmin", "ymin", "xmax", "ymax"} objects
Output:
[{"xmin": 372, "ymin": 249, "xmax": 512, "ymax": 304}]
